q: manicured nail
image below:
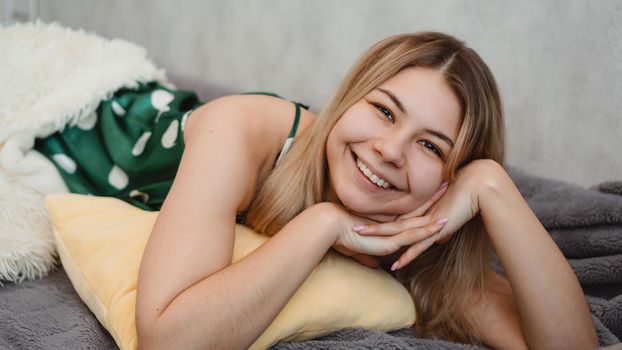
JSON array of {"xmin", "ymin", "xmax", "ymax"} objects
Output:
[
  {"xmin": 436, "ymin": 218, "xmax": 449, "ymax": 225},
  {"xmin": 391, "ymin": 262, "xmax": 399, "ymax": 271},
  {"xmin": 352, "ymin": 225, "xmax": 366, "ymax": 232}
]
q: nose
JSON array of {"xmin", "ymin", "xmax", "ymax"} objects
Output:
[{"xmin": 373, "ymin": 132, "xmax": 406, "ymax": 168}]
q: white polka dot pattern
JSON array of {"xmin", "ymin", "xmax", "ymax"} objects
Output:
[
  {"xmin": 35, "ymin": 82, "xmax": 202, "ymax": 210},
  {"xmin": 108, "ymin": 165, "xmax": 129, "ymax": 190},
  {"xmin": 129, "ymin": 189, "xmax": 149, "ymax": 203},
  {"xmin": 111, "ymin": 101, "xmax": 126, "ymax": 116},
  {"xmin": 151, "ymin": 90, "xmax": 174, "ymax": 123},
  {"xmin": 151, "ymin": 90, "xmax": 174, "ymax": 111},
  {"xmin": 52, "ymin": 154, "xmax": 77, "ymax": 174},
  {"xmin": 132, "ymin": 131, "xmax": 152, "ymax": 156},
  {"xmin": 161, "ymin": 120, "xmax": 179, "ymax": 149},
  {"xmin": 181, "ymin": 110, "xmax": 190, "ymax": 131},
  {"xmin": 76, "ymin": 111, "xmax": 98, "ymax": 130}
]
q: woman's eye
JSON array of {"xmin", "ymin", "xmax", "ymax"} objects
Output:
[
  {"xmin": 372, "ymin": 103, "xmax": 394, "ymax": 123},
  {"xmin": 419, "ymin": 140, "xmax": 444, "ymax": 159}
]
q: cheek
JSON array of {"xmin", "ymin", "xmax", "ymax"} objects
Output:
[
  {"xmin": 405, "ymin": 161, "xmax": 444, "ymax": 205},
  {"xmin": 337, "ymin": 107, "xmax": 378, "ymax": 139},
  {"xmin": 326, "ymin": 123, "xmax": 344, "ymax": 159}
]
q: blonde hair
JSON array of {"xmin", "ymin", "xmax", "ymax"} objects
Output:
[{"xmin": 246, "ymin": 32, "xmax": 505, "ymax": 344}]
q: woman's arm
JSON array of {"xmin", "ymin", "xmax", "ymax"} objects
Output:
[
  {"xmin": 143, "ymin": 203, "xmax": 340, "ymax": 350},
  {"xmin": 351, "ymin": 160, "xmax": 598, "ymax": 348},
  {"xmin": 136, "ymin": 94, "xmax": 331, "ymax": 349},
  {"xmin": 476, "ymin": 161, "xmax": 598, "ymax": 349}
]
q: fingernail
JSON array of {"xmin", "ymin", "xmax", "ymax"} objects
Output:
[
  {"xmin": 352, "ymin": 225, "xmax": 366, "ymax": 232},
  {"xmin": 391, "ymin": 262, "xmax": 399, "ymax": 271},
  {"xmin": 436, "ymin": 218, "xmax": 449, "ymax": 225},
  {"xmin": 440, "ymin": 181, "xmax": 449, "ymax": 190}
]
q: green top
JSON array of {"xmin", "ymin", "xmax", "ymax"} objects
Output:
[{"xmin": 34, "ymin": 83, "xmax": 308, "ymax": 224}]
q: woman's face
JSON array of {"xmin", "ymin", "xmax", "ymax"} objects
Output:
[{"xmin": 325, "ymin": 67, "xmax": 462, "ymax": 222}]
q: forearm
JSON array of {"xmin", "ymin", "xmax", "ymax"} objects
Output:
[
  {"xmin": 478, "ymin": 166, "xmax": 597, "ymax": 349},
  {"xmin": 148, "ymin": 204, "xmax": 338, "ymax": 350}
]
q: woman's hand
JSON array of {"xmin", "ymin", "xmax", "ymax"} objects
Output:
[
  {"xmin": 355, "ymin": 159, "xmax": 498, "ymax": 270},
  {"xmin": 328, "ymin": 178, "xmax": 451, "ymax": 268}
]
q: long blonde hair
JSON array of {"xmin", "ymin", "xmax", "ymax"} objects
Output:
[{"xmin": 246, "ymin": 32, "xmax": 505, "ymax": 344}]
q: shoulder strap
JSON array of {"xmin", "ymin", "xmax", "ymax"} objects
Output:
[
  {"xmin": 240, "ymin": 91, "xmax": 307, "ymax": 168},
  {"xmin": 274, "ymin": 102, "xmax": 302, "ymax": 167}
]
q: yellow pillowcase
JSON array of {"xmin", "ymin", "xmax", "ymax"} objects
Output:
[{"xmin": 44, "ymin": 193, "xmax": 415, "ymax": 350}]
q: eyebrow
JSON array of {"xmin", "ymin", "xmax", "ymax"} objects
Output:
[
  {"xmin": 423, "ymin": 128, "xmax": 454, "ymax": 148},
  {"xmin": 374, "ymin": 87, "xmax": 455, "ymax": 149},
  {"xmin": 376, "ymin": 87, "xmax": 406, "ymax": 114}
]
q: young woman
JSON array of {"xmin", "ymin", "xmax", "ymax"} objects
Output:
[{"xmin": 135, "ymin": 32, "xmax": 598, "ymax": 349}]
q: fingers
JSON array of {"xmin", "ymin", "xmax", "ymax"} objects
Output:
[
  {"xmin": 354, "ymin": 216, "xmax": 448, "ymax": 239},
  {"xmin": 390, "ymin": 235, "xmax": 437, "ymax": 271},
  {"xmin": 399, "ymin": 181, "xmax": 448, "ymax": 219},
  {"xmin": 392, "ymin": 218, "xmax": 448, "ymax": 247},
  {"xmin": 352, "ymin": 181, "xmax": 448, "ymax": 236},
  {"xmin": 353, "ymin": 216, "xmax": 431, "ymax": 236}
]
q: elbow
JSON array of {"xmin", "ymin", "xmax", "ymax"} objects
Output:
[
  {"xmin": 583, "ymin": 327, "xmax": 599, "ymax": 350},
  {"xmin": 135, "ymin": 288, "xmax": 177, "ymax": 349},
  {"xmin": 527, "ymin": 326, "xmax": 599, "ymax": 350},
  {"xmin": 136, "ymin": 306, "xmax": 174, "ymax": 350},
  {"xmin": 136, "ymin": 314, "xmax": 160, "ymax": 350},
  {"xmin": 136, "ymin": 310, "xmax": 228, "ymax": 350},
  {"xmin": 543, "ymin": 337, "xmax": 599, "ymax": 350},
  {"xmin": 136, "ymin": 317, "xmax": 181, "ymax": 350}
]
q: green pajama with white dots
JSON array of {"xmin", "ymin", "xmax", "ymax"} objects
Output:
[
  {"xmin": 35, "ymin": 82, "xmax": 202, "ymax": 211},
  {"xmin": 34, "ymin": 83, "xmax": 308, "ymax": 222}
]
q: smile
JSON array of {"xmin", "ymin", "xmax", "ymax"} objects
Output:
[{"xmin": 355, "ymin": 157, "xmax": 393, "ymax": 189}]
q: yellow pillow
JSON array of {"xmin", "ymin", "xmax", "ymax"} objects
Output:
[{"xmin": 44, "ymin": 193, "xmax": 415, "ymax": 350}]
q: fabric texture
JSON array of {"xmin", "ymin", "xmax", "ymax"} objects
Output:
[
  {"xmin": 0, "ymin": 268, "xmax": 118, "ymax": 350},
  {"xmin": 0, "ymin": 20, "xmax": 168, "ymax": 144},
  {"xmin": 507, "ymin": 167, "xmax": 622, "ymax": 293},
  {"xmin": 44, "ymin": 193, "xmax": 416, "ymax": 350},
  {"xmin": 35, "ymin": 82, "xmax": 201, "ymax": 211},
  {"xmin": 0, "ymin": 20, "xmax": 169, "ymax": 283}
]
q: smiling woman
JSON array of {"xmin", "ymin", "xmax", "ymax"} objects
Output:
[{"xmin": 135, "ymin": 32, "xmax": 597, "ymax": 349}]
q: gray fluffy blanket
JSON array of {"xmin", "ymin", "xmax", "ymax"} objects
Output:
[{"xmin": 0, "ymin": 166, "xmax": 620, "ymax": 349}]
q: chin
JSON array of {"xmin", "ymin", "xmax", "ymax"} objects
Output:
[
  {"xmin": 339, "ymin": 191, "xmax": 399, "ymax": 223},
  {"xmin": 359, "ymin": 213, "xmax": 399, "ymax": 223}
]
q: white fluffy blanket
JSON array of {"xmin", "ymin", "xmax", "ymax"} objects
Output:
[{"xmin": 0, "ymin": 20, "xmax": 170, "ymax": 283}]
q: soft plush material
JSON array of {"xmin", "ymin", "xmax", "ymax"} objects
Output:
[
  {"xmin": 0, "ymin": 174, "xmax": 58, "ymax": 286},
  {"xmin": 44, "ymin": 193, "xmax": 416, "ymax": 350},
  {"xmin": 0, "ymin": 20, "xmax": 170, "ymax": 283},
  {"xmin": 0, "ymin": 20, "xmax": 168, "ymax": 143}
]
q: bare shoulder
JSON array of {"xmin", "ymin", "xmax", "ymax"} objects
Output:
[
  {"xmin": 469, "ymin": 270, "xmax": 529, "ymax": 350},
  {"xmin": 185, "ymin": 94, "xmax": 317, "ymax": 166},
  {"xmin": 185, "ymin": 94, "xmax": 317, "ymax": 164},
  {"xmin": 183, "ymin": 94, "xmax": 317, "ymax": 208}
]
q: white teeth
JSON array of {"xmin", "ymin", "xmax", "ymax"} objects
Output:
[{"xmin": 356, "ymin": 158, "xmax": 392, "ymax": 189}]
